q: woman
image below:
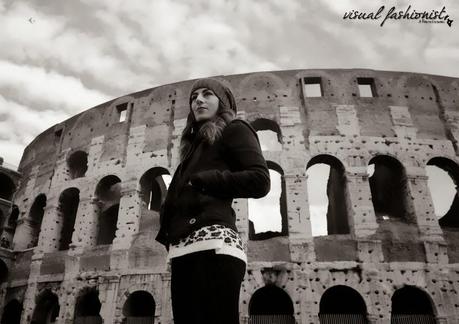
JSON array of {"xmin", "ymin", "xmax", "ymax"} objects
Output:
[{"xmin": 155, "ymin": 77, "xmax": 270, "ymax": 324}]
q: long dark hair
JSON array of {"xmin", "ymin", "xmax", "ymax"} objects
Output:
[{"xmin": 179, "ymin": 105, "xmax": 235, "ymax": 161}]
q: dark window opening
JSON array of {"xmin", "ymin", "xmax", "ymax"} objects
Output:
[
  {"xmin": 357, "ymin": 78, "xmax": 376, "ymax": 97},
  {"xmin": 1, "ymin": 299, "xmax": 22, "ymax": 324},
  {"xmin": 67, "ymin": 151, "xmax": 88, "ymax": 179},
  {"xmin": 391, "ymin": 286, "xmax": 436, "ymax": 324},
  {"xmin": 307, "ymin": 155, "xmax": 350, "ymax": 236},
  {"xmin": 0, "ymin": 259, "xmax": 7, "ymax": 284},
  {"xmin": 249, "ymin": 285, "xmax": 295, "ymax": 324},
  {"xmin": 123, "ymin": 290, "xmax": 156, "ymax": 321},
  {"xmin": 0, "ymin": 173, "xmax": 15, "ymax": 201},
  {"xmin": 54, "ymin": 128, "xmax": 63, "ymax": 141},
  {"xmin": 368, "ymin": 155, "xmax": 414, "ymax": 223},
  {"xmin": 58, "ymin": 188, "xmax": 80, "ymax": 250},
  {"xmin": 303, "ymin": 77, "xmax": 323, "ymax": 97},
  {"xmin": 32, "ymin": 290, "xmax": 60, "ymax": 324},
  {"xmin": 97, "ymin": 204, "xmax": 119, "ymax": 245},
  {"xmin": 28, "ymin": 194, "xmax": 47, "ymax": 248},
  {"xmin": 319, "ymin": 285, "xmax": 368, "ymax": 323},
  {"xmin": 117, "ymin": 103, "xmax": 128, "ymax": 123},
  {"xmin": 95, "ymin": 175, "xmax": 121, "ymax": 245},
  {"xmin": 426, "ymin": 157, "xmax": 459, "ymax": 228},
  {"xmin": 0, "ymin": 210, "xmax": 4, "ymax": 233},
  {"xmin": 8, "ymin": 205, "xmax": 19, "ymax": 227},
  {"xmin": 249, "ymin": 163, "xmax": 287, "ymax": 240},
  {"xmin": 139, "ymin": 168, "xmax": 171, "ymax": 212},
  {"xmin": 74, "ymin": 288, "xmax": 102, "ymax": 324}
]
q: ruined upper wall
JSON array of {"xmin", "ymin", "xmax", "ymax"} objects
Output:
[{"xmin": 18, "ymin": 69, "xmax": 459, "ymax": 177}]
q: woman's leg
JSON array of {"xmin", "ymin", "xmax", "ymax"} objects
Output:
[
  {"xmin": 206, "ymin": 253, "xmax": 246, "ymax": 324},
  {"xmin": 170, "ymin": 250, "xmax": 246, "ymax": 324}
]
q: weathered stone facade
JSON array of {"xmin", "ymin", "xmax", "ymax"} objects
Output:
[{"xmin": 1, "ymin": 69, "xmax": 459, "ymax": 323}]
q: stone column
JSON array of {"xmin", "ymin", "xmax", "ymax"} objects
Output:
[
  {"xmin": 112, "ymin": 180, "xmax": 140, "ymax": 251},
  {"xmin": 38, "ymin": 201, "xmax": 61, "ymax": 253},
  {"xmin": 346, "ymin": 167, "xmax": 379, "ymax": 238},
  {"xmin": 68, "ymin": 194, "xmax": 99, "ymax": 252},
  {"xmin": 405, "ymin": 167, "xmax": 444, "ymax": 239}
]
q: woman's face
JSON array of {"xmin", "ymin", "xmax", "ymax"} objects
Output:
[{"xmin": 190, "ymin": 88, "xmax": 220, "ymax": 122}]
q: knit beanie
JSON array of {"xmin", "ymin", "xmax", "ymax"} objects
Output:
[{"xmin": 189, "ymin": 78, "xmax": 237, "ymax": 115}]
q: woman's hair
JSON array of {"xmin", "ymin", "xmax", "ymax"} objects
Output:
[{"xmin": 179, "ymin": 105, "xmax": 235, "ymax": 161}]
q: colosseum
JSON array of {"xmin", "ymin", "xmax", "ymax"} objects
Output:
[{"xmin": 0, "ymin": 69, "xmax": 458, "ymax": 324}]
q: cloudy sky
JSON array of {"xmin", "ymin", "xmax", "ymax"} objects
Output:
[{"xmin": 0, "ymin": 0, "xmax": 457, "ymax": 232}]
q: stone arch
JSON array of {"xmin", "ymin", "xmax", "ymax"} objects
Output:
[
  {"xmin": 74, "ymin": 287, "xmax": 103, "ymax": 324},
  {"xmin": 0, "ymin": 299, "xmax": 22, "ymax": 324},
  {"xmin": 306, "ymin": 154, "xmax": 350, "ymax": 235},
  {"xmin": 0, "ymin": 172, "xmax": 15, "ymax": 201},
  {"xmin": 248, "ymin": 161, "xmax": 288, "ymax": 240},
  {"xmin": 28, "ymin": 194, "xmax": 47, "ymax": 248},
  {"xmin": 122, "ymin": 290, "xmax": 156, "ymax": 322},
  {"xmin": 319, "ymin": 285, "xmax": 368, "ymax": 323},
  {"xmin": 94, "ymin": 175, "xmax": 121, "ymax": 245},
  {"xmin": 57, "ymin": 187, "xmax": 80, "ymax": 250},
  {"xmin": 368, "ymin": 155, "xmax": 414, "ymax": 223},
  {"xmin": 67, "ymin": 150, "xmax": 88, "ymax": 179},
  {"xmin": 251, "ymin": 118, "xmax": 283, "ymax": 150},
  {"xmin": 391, "ymin": 286, "xmax": 437, "ymax": 323},
  {"xmin": 426, "ymin": 157, "xmax": 459, "ymax": 227},
  {"xmin": 249, "ymin": 285, "xmax": 295, "ymax": 323},
  {"xmin": 31, "ymin": 289, "xmax": 60, "ymax": 324},
  {"xmin": 139, "ymin": 167, "xmax": 171, "ymax": 212}
]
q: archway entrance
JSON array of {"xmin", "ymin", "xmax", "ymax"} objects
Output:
[
  {"xmin": 391, "ymin": 286, "xmax": 437, "ymax": 324},
  {"xmin": 122, "ymin": 290, "xmax": 155, "ymax": 323},
  {"xmin": 249, "ymin": 285, "xmax": 295, "ymax": 324},
  {"xmin": 319, "ymin": 285, "xmax": 368, "ymax": 323}
]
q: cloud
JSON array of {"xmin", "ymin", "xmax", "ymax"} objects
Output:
[
  {"xmin": 0, "ymin": 0, "xmax": 458, "ymax": 169},
  {"xmin": 0, "ymin": 95, "xmax": 69, "ymax": 166},
  {"xmin": 0, "ymin": 60, "xmax": 110, "ymax": 113}
]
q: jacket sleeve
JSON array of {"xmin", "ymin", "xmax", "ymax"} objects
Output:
[{"xmin": 189, "ymin": 120, "xmax": 271, "ymax": 199}]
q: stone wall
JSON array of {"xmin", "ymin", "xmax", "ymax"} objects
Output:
[{"xmin": 0, "ymin": 69, "xmax": 459, "ymax": 323}]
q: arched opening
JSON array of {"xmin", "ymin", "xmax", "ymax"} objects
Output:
[
  {"xmin": 0, "ymin": 210, "xmax": 4, "ymax": 238},
  {"xmin": 368, "ymin": 155, "xmax": 413, "ymax": 222},
  {"xmin": 28, "ymin": 194, "xmax": 47, "ymax": 248},
  {"xmin": 391, "ymin": 286, "xmax": 436, "ymax": 324},
  {"xmin": 67, "ymin": 151, "xmax": 88, "ymax": 179},
  {"xmin": 307, "ymin": 155, "xmax": 350, "ymax": 236},
  {"xmin": 74, "ymin": 288, "xmax": 103, "ymax": 324},
  {"xmin": 251, "ymin": 118, "xmax": 282, "ymax": 151},
  {"xmin": 0, "ymin": 259, "xmax": 8, "ymax": 284},
  {"xmin": 95, "ymin": 176, "xmax": 121, "ymax": 245},
  {"xmin": 319, "ymin": 285, "xmax": 368, "ymax": 323},
  {"xmin": 1, "ymin": 299, "xmax": 22, "ymax": 324},
  {"xmin": 139, "ymin": 167, "xmax": 171, "ymax": 212},
  {"xmin": 31, "ymin": 290, "xmax": 60, "ymax": 324},
  {"xmin": 0, "ymin": 173, "xmax": 15, "ymax": 201},
  {"xmin": 426, "ymin": 157, "xmax": 459, "ymax": 227},
  {"xmin": 249, "ymin": 285, "xmax": 295, "ymax": 324},
  {"xmin": 58, "ymin": 188, "xmax": 80, "ymax": 250},
  {"xmin": 248, "ymin": 163, "xmax": 288, "ymax": 240},
  {"xmin": 122, "ymin": 290, "xmax": 156, "ymax": 323},
  {"xmin": 1, "ymin": 205, "xmax": 19, "ymax": 249}
]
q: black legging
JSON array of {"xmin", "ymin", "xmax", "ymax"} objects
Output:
[{"xmin": 170, "ymin": 249, "xmax": 246, "ymax": 324}]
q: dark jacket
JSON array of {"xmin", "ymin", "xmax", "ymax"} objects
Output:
[{"xmin": 155, "ymin": 119, "xmax": 270, "ymax": 249}]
